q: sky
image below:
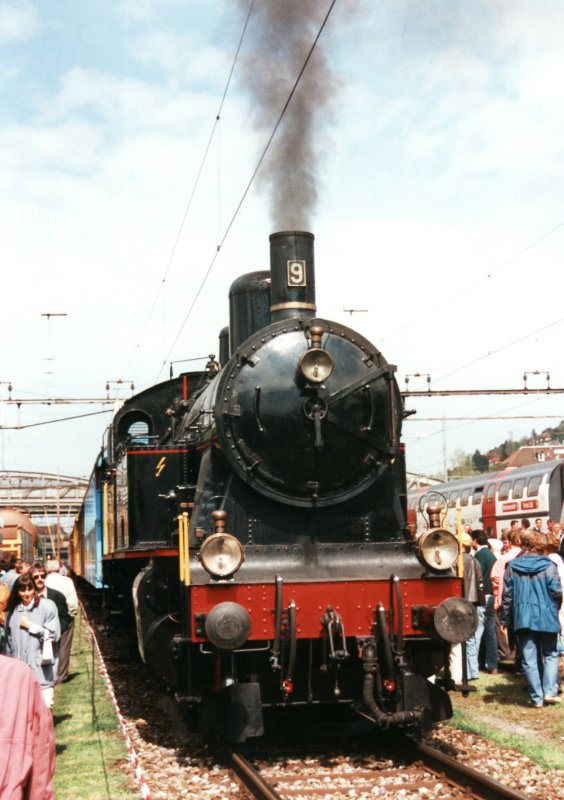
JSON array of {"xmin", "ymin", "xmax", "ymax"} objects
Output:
[{"xmin": 1, "ymin": 0, "xmax": 564, "ymax": 481}]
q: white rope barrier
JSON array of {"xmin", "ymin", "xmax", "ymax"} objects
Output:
[{"xmin": 80, "ymin": 604, "xmax": 152, "ymax": 800}]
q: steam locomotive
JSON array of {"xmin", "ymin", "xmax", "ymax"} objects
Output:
[{"xmin": 72, "ymin": 231, "xmax": 476, "ymax": 741}]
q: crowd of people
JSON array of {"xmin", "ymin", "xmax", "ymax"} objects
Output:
[
  {"xmin": 0, "ymin": 522, "xmax": 562, "ymax": 796},
  {"xmin": 449, "ymin": 518, "xmax": 564, "ymax": 709},
  {"xmin": 0, "ymin": 556, "xmax": 78, "ymax": 798}
]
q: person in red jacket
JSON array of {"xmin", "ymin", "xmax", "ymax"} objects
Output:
[{"xmin": 0, "ymin": 655, "xmax": 56, "ymax": 799}]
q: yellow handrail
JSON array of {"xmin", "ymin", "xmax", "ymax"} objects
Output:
[
  {"xmin": 457, "ymin": 503, "xmax": 463, "ymax": 577},
  {"xmin": 103, "ymin": 482, "xmax": 109, "ymax": 554},
  {"xmin": 178, "ymin": 514, "xmax": 185, "ymax": 584},
  {"xmin": 182, "ymin": 512, "xmax": 190, "ymax": 586}
]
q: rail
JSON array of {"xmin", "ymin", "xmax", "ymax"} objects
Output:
[
  {"xmin": 410, "ymin": 737, "xmax": 532, "ymax": 800},
  {"xmin": 228, "ymin": 750, "xmax": 284, "ymax": 800}
]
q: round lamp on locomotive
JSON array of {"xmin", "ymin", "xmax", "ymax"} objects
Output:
[
  {"xmin": 298, "ymin": 325, "xmax": 334, "ymax": 384},
  {"xmin": 416, "ymin": 502, "xmax": 459, "ymax": 571},
  {"xmin": 199, "ymin": 534, "xmax": 244, "ymax": 579},
  {"xmin": 198, "ymin": 510, "xmax": 245, "ymax": 579},
  {"xmin": 417, "ymin": 527, "xmax": 459, "ymax": 571}
]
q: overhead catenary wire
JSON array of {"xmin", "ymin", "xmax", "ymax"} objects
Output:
[
  {"xmin": 408, "ymin": 394, "xmax": 550, "ymax": 441},
  {"xmin": 114, "ymin": 5, "xmax": 559, "ymax": 478},
  {"xmin": 120, "ymin": 0, "xmax": 257, "ymax": 381},
  {"xmin": 439, "ymin": 219, "xmax": 564, "ymax": 307},
  {"xmin": 1, "ymin": 409, "xmax": 113, "ymax": 430},
  {"xmin": 406, "ymin": 310, "xmax": 564, "ymax": 455},
  {"xmin": 383, "ymin": 217, "xmax": 564, "ymax": 347},
  {"xmin": 404, "ymin": 391, "xmax": 564, "ymax": 476},
  {"xmin": 404, "ymin": 342, "xmax": 561, "ymax": 460},
  {"xmin": 383, "ymin": 221, "xmax": 564, "ymax": 463},
  {"xmin": 408, "ymin": 415, "xmax": 564, "ymax": 422},
  {"xmin": 153, "ymin": 0, "xmax": 338, "ymax": 384},
  {"xmin": 435, "ymin": 314, "xmax": 564, "ymax": 384},
  {"xmin": 403, "ymin": 395, "xmax": 560, "ymax": 480}
]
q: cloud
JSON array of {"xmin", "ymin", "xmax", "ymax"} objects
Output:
[
  {"xmin": 119, "ymin": 0, "xmax": 157, "ymax": 22},
  {"xmin": 0, "ymin": 1, "xmax": 40, "ymax": 43},
  {"xmin": 131, "ymin": 30, "xmax": 229, "ymax": 90},
  {"xmin": 3, "ymin": 1, "xmax": 564, "ymax": 478}
]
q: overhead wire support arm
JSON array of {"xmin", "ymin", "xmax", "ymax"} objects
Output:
[
  {"xmin": 402, "ymin": 370, "xmax": 562, "ymax": 397},
  {"xmin": 4, "ymin": 397, "xmax": 117, "ymax": 406},
  {"xmin": 401, "ymin": 387, "xmax": 564, "ymax": 398},
  {"xmin": 523, "ymin": 370, "xmax": 550, "ymax": 389},
  {"xmin": 105, "ymin": 379, "xmax": 135, "ymax": 399}
]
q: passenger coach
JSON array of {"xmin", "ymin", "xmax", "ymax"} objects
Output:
[{"xmin": 408, "ymin": 460, "xmax": 564, "ymax": 537}]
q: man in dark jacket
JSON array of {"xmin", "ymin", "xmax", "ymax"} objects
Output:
[
  {"xmin": 501, "ymin": 532, "xmax": 562, "ymax": 707},
  {"xmin": 471, "ymin": 529, "xmax": 498, "ymax": 674},
  {"xmin": 452, "ymin": 532, "xmax": 485, "ymax": 682}
]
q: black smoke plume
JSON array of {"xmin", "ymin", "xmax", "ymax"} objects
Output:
[{"xmin": 234, "ymin": 1, "xmax": 337, "ymax": 230}]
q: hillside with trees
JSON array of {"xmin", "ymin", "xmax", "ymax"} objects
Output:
[{"xmin": 447, "ymin": 420, "xmax": 564, "ymax": 479}]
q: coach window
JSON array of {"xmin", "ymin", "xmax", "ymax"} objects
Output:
[
  {"xmin": 472, "ymin": 487, "xmax": 484, "ymax": 505},
  {"xmin": 513, "ymin": 478, "xmax": 525, "ymax": 499},
  {"xmin": 527, "ymin": 475, "xmax": 542, "ymax": 497},
  {"xmin": 448, "ymin": 491, "xmax": 458, "ymax": 508},
  {"xmin": 499, "ymin": 481, "xmax": 511, "ymax": 501},
  {"xmin": 460, "ymin": 488, "xmax": 470, "ymax": 506},
  {"xmin": 485, "ymin": 484, "xmax": 495, "ymax": 502}
]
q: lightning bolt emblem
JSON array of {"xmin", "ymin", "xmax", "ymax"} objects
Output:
[{"xmin": 155, "ymin": 457, "xmax": 166, "ymax": 477}]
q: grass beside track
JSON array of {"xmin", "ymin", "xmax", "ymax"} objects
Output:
[
  {"xmin": 448, "ymin": 665, "xmax": 564, "ymax": 771},
  {"xmin": 53, "ymin": 610, "xmax": 138, "ymax": 800}
]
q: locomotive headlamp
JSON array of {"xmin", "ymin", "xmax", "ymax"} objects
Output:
[
  {"xmin": 299, "ymin": 348, "xmax": 334, "ymax": 383},
  {"xmin": 199, "ymin": 533, "xmax": 244, "ymax": 578},
  {"xmin": 417, "ymin": 528, "xmax": 459, "ymax": 571},
  {"xmin": 299, "ymin": 325, "xmax": 334, "ymax": 383}
]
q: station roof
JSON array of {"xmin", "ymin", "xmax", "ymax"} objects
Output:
[{"xmin": 0, "ymin": 471, "xmax": 87, "ymax": 516}]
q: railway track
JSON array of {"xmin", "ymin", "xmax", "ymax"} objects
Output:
[
  {"xmin": 226, "ymin": 739, "xmax": 533, "ymax": 800},
  {"xmin": 79, "ymin": 597, "xmax": 559, "ymax": 800}
]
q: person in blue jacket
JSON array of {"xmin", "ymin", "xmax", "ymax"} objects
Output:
[{"xmin": 501, "ymin": 531, "xmax": 562, "ymax": 708}]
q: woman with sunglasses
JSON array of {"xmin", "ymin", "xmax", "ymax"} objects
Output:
[{"xmin": 5, "ymin": 573, "xmax": 60, "ymax": 710}]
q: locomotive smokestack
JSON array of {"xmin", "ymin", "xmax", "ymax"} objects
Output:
[{"xmin": 269, "ymin": 231, "xmax": 316, "ymax": 322}]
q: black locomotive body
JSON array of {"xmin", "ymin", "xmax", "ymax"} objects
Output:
[{"xmin": 74, "ymin": 231, "xmax": 476, "ymax": 741}]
